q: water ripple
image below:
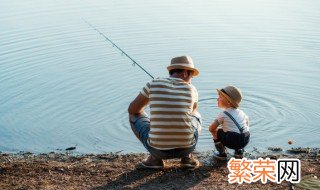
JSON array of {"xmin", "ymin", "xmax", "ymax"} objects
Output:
[{"xmin": 0, "ymin": 0, "xmax": 319, "ymax": 153}]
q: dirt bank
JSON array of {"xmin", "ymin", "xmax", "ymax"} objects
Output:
[{"xmin": 0, "ymin": 149, "xmax": 319, "ymax": 190}]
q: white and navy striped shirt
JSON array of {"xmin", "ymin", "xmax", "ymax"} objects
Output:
[{"xmin": 140, "ymin": 77, "xmax": 198, "ymax": 150}]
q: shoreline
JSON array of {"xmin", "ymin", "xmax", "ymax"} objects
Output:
[{"xmin": 1, "ymin": 148, "xmax": 319, "ymax": 189}]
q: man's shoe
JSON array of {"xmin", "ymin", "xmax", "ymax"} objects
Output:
[
  {"xmin": 234, "ymin": 149, "xmax": 244, "ymax": 159},
  {"xmin": 140, "ymin": 155, "xmax": 164, "ymax": 169},
  {"xmin": 181, "ymin": 154, "xmax": 200, "ymax": 168},
  {"xmin": 212, "ymin": 151, "xmax": 227, "ymax": 161}
]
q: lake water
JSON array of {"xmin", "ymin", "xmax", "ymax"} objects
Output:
[{"xmin": 0, "ymin": 0, "xmax": 319, "ymax": 153}]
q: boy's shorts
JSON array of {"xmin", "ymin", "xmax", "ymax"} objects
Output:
[
  {"xmin": 217, "ymin": 129, "xmax": 250, "ymax": 150},
  {"xmin": 130, "ymin": 112, "xmax": 201, "ymax": 159}
]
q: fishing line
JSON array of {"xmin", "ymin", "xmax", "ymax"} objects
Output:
[{"xmin": 83, "ymin": 19, "xmax": 154, "ymax": 79}]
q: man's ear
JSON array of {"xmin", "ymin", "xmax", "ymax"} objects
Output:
[{"xmin": 182, "ymin": 70, "xmax": 188, "ymax": 78}]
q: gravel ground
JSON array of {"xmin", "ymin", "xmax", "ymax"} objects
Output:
[{"xmin": 0, "ymin": 148, "xmax": 319, "ymax": 190}]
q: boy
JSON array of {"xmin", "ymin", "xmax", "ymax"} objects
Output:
[{"xmin": 209, "ymin": 86, "xmax": 250, "ymax": 160}]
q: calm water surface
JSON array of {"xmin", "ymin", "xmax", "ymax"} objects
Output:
[{"xmin": 0, "ymin": 0, "xmax": 319, "ymax": 153}]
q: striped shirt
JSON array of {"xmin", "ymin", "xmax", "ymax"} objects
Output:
[{"xmin": 140, "ymin": 77, "xmax": 198, "ymax": 150}]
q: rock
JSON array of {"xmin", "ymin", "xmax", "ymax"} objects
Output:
[
  {"xmin": 65, "ymin": 147, "xmax": 76, "ymax": 151},
  {"xmin": 266, "ymin": 154, "xmax": 279, "ymax": 159},
  {"xmin": 268, "ymin": 147, "xmax": 283, "ymax": 151},
  {"xmin": 296, "ymin": 175, "xmax": 320, "ymax": 190},
  {"xmin": 54, "ymin": 167, "xmax": 65, "ymax": 173},
  {"xmin": 0, "ymin": 167, "xmax": 6, "ymax": 174},
  {"xmin": 287, "ymin": 147, "xmax": 311, "ymax": 154}
]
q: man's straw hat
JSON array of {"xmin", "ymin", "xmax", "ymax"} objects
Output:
[
  {"xmin": 167, "ymin": 55, "xmax": 199, "ymax": 76},
  {"xmin": 217, "ymin": 86, "xmax": 243, "ymax": 108}
]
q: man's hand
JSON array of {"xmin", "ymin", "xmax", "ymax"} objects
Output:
[
  {"xmin": 192, "ymin": 102, "xmax": 198, "ymax": 114},
  {"xmin": 128, "ymin": 93, "xmax": 149, "ymax": 115}
]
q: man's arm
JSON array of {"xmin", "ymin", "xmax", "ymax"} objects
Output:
[
  {"xmin": 191, "ymin": 86, "xmax": 199, "ymax": 115},
  {"xmin": 192, "ymin": 102, "xmax": 198, "ymax": 113},
  {"xmin": 191, "ymin": 102, "xmax": 203, "ymax": 134},
  {"xmin": 128, "ymin": 93, "xmax": 149, "ymax": 115}
]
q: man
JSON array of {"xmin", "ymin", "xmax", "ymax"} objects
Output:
[{"xmin": 128, "ymin": 55, "xmax": 202, "ymax": 169}]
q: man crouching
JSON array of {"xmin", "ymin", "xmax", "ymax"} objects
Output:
[{"xmin": 128, "ymin": 55, "xmax": 202, "ymax": 169}]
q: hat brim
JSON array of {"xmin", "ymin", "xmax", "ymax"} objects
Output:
[
  {"xmin": 167, "ymin": 65, "xmax": 199, "ymax": 76},
  {"xmin": 216, "ymin": 89, "xmax": 239, "ymax": 108}
]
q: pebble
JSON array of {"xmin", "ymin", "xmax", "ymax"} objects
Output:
[
  {"xmin": 268, "ymin": 147, "xmax": 283, "ymax": 151},
  {"xmin": 0, "ymin": 167, "xmax": 6, "ymax": 174},
  {"xmin": 66, "ymin": 147, "xmax": 76, "ymax": 151},
  {"xmin": 54, "ymin": 167, "xmax": 65, "ymax": 173}
]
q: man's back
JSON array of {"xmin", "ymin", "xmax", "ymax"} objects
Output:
[
  {"xmin": 128, "ymin": 55, "xmax": 201, "ymax": 168},
  {"xmin": 140, "ymin": 77, "xmax": 198, "ymax": 150}
]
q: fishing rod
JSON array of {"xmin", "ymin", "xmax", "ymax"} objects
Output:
[{"xmin": 83, "ymin": 19, "xmax": 154, "ymax": 79}]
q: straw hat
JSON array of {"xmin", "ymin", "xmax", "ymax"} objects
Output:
[
  {"xmin": 167, "ymin": 55, "xmax": 199, "ymax": 76},
  {"xmin": 217, "ymin": 86, "xmax": 242, "ymax": 108}
]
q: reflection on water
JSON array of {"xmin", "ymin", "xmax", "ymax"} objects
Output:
[{"xmin": 0, "ymin": 0, "xmax": 319, "ymax": 153}]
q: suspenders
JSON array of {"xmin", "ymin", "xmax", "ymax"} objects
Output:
[{"xmin": 223, "ymin": 111, "xmax": 244, "ymax": 134}]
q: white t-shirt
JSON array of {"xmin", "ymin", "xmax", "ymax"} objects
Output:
[{"xmin": 216, "ymin": 108, "xmax": 249, "ymax": 134}]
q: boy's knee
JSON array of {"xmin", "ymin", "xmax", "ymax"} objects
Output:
[{"xmin": 214, "ymin": 128, "xmax": 219, "ymax": 135}]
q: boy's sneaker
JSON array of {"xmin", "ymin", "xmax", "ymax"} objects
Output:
[
  {"xmin": 212, "ymin": 151, "xmax": 227, "ymax": 161},
  {"xmin": 140, "ymin": 155, "xmax": 164, "ymax": 169},
  {"xmin": 181, "ymin": 154, "xmax": 199, "ymax": 168},
  {"xmin": 234, "ymin": 149, "xmax": 244, "ymax": 159}
]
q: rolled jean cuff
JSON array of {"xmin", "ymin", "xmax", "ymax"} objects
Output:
[{"xmin": 129, "ymin": 112, "xmax": 148, "ymax": 123}]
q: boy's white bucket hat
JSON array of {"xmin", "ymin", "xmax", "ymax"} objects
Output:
[
  {"xmin": 167, "ymin": 55, "xmax": 199, "ymax": 76},
  {"xmin": 217, "ymin": 86, "xmax": 243, "ymax": 108}
]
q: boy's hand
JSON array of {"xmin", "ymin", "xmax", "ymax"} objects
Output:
[{"xmin": 209, "ymin": 120, "xmax": 220, "ymax": 139}]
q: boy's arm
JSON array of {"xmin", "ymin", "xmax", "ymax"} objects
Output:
[{"xmin": 209, "ymin": 119, "xmax": 220, "ymax": 137}]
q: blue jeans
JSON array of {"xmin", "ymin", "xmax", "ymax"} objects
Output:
[{"xmin": 130, "ymin": 112, "xmax": 201, "ymax": 159}]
